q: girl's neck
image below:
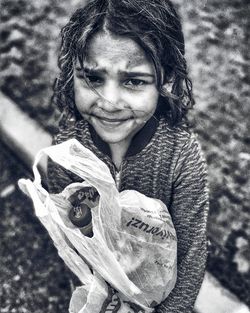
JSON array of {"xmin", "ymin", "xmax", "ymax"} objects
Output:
[{"xmin": 109, "ymin": 140, "xmax": 131, "ymax": 170}]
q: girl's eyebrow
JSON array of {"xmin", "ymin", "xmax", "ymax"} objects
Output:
[
  {"xmin": 75, "ymin": 66, "xmax": 105, "ymax": 74},
  {"xmin": 119, "ymin": 71, "xmax": 155, "ymax": 78},
  {"xmin": 75, "ymin": 66, "xmax": 154, "ymax": 78}
]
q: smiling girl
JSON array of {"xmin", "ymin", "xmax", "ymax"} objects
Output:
[
  {"xmin": 47, "ymin": 1, "xmax": 209, "ymax": 312},
  {"xmin": 73, "ymin": 31, "xmax": 160, "ymax": 168}
]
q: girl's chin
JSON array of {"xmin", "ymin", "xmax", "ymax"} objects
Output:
[
  {"xmin": 93, "ymin": 126, "xmax": 136, "ymax": 146},
  {"xmin": 96, "ymin": 130, "xmax": 131, "ymax": 145}
]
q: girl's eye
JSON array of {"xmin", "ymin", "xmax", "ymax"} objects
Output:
[
  {"xmin": 124, "ymin": 79, "xmax": 146, "ymax": 89},
  {"xmin": 85, "ymin": 74, "xmax": 103, "ymax": 86}
]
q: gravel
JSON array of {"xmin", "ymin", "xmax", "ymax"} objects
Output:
[{"xmin": 0, "ymin": 0, "xmax": 249, "ymax": 310}]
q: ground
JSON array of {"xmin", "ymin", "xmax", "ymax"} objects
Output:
[{"xmin": 0, "ymin": 0, "xmax": 249, "ymax": 311}]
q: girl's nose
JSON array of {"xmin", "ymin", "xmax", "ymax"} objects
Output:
[{"xmin": 98, "ymin": 81, "xmax": 122, "ymax": 111}]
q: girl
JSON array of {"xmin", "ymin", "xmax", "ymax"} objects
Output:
[{"xmin": 47, "ymin": 0, "xmax": 209, "ymax": 312}]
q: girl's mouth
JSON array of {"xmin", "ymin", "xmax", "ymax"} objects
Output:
[{"xmin": 92, "ymin": 115, "xmax": 132, "ymax": 127}]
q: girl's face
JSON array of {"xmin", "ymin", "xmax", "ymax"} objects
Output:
[{"xmin": 73, "ymin": 31, "xmax": 160, "ymax": 147}]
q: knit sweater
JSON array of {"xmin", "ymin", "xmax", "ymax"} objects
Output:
[{"xmin": 47, "ymin": 116, "xmax": 209, "ymax": 313}]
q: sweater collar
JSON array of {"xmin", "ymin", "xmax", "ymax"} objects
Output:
[{"xmin": 88, "ymin": 115, "xmax": 159, "ymax": 158}]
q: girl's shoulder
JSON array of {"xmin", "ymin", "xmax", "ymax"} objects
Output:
[
  {"xmin": 53, "ymin": 119, "xmax": 89, "ymax": 144},
  {"xmin": 159, "ymin": 116, "xmax": 193, "ymax": 145},
  {"xmin": 158, "ymin": 116, "xmax": 205, "ymax": 160},
  {"xmin": 158, "ymin": 118, "xmax": 207, "ymax": 185}
]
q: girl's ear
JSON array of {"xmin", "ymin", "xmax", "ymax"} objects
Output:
[
  {"xmin": 161, "ymin": 81, "xmax": 173, "ymax": 95},
  {"xmin": 58, "ymin": 109, "xmax": 77, "ymax": 128},
  {"xmin": 160, "ymin": 67, "xmax": 174, "ymax": 92},
  {"xmin": 160, "ymin": 79, "xmax": 179, "ymax": 102}
]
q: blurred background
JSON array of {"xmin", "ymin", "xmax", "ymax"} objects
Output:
[{"xmin": 0, "ymin": 0, "xmax": 249, "ymax": 312}]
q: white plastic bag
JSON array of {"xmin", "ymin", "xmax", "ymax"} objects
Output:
[{"xmin": 19, "ymin": 139, "xmax": 177, "ymax": 313}]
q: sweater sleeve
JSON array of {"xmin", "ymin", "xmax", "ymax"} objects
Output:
[
  {"xmin": 156, "ymin": 135, "xmax": 209, "ymax": 313},
  {"xmin": 46, "ymin": 135, "xmax": 82, "ymax": 194}
]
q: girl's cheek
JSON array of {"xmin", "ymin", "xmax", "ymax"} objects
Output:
[
  {"xmin": 75, "ymin": 85, "xmax": 98, "ymax": 104},
  {"xmin": 122, "ymin": 90, "xmax": 147, "ymax": 104}
]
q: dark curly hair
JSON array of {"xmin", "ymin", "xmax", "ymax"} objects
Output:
[{"xmin": 52, "ymin": 0, "xmax": 195, "ymax": 127}]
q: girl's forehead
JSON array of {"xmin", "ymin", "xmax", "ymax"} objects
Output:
[{"xmin": 84, "ymin": 31, "xmax": 152, "ymax": 70}]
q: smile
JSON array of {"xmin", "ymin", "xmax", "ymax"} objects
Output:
[{"xmin": 92, "ymin": 115, "xmax": 132, "ymax": 127}]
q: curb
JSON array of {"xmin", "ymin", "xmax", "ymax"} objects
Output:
[
  {"xmin": 0, "ymin": 92, "xmax": 249, "ymax": 313},
  {"xmin": 0, "ymin": 91, "xmax": 52, "ymax": 171},
  {"xmin": 195, "ymin": 272, "xmax": 250, "ymax": 313}
]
